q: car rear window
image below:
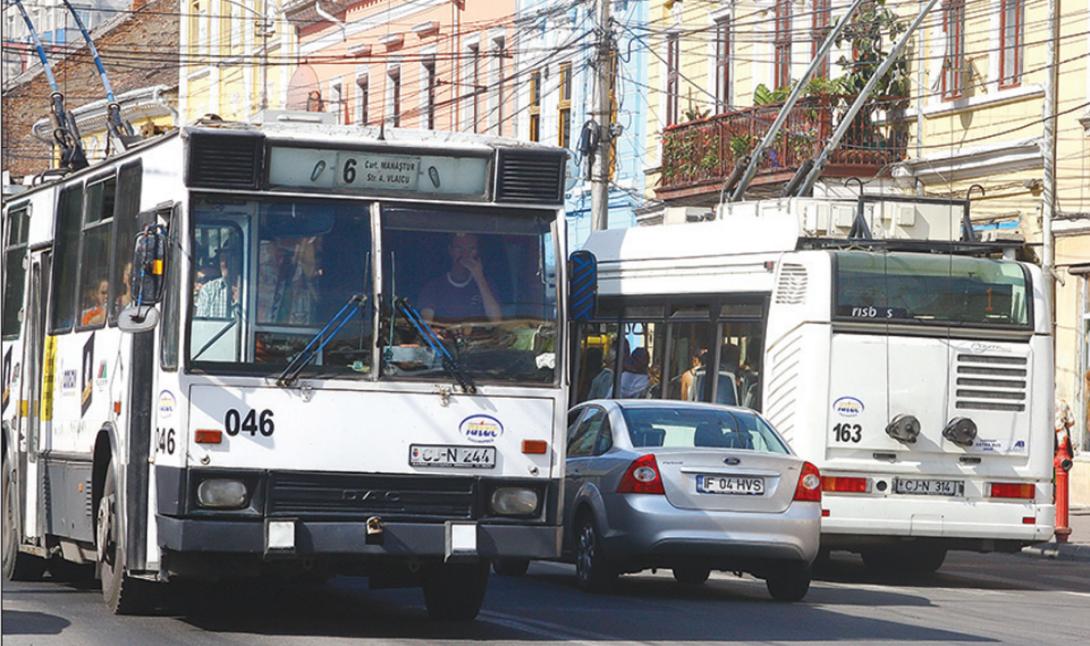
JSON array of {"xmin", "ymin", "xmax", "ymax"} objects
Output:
[{"xmin": 620, "ymin": 406, "xmax": 789, "ymax": 454}]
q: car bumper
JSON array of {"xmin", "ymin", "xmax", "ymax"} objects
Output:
[
  {"xmin": 821, "ymin": 495, "xmax": 1056, "ymax": 546},
  {"xmin": 598, "ymin": 495, "xmax": 821, "ymax": 566},
  {"xmin": 157, "ymin": 515, "xmax": 562, "ymax": 559}
]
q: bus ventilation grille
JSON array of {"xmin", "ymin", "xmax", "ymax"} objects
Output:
[
  {"xmin": 774, "ymin": 264, "xmax": 808, "ymax": 305},
  {"xmin": 955, "ymin": 353, "xmax": 1027, "ymax": 412},
  {"xmin": 495, "ymin": 148, "xmax": 566, "ymax": 204},
  {"xmin": 266, "ymin": 472, "xmax": 479, "ymax": 520},
  {"xmin": 185, "ymin": 131, "xmax": 264, "ymax": 190}
]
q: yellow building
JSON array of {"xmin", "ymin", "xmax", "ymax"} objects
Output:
[{"xmin": 179, "ymin": 0, "xmax": 296, "ymax": 123}]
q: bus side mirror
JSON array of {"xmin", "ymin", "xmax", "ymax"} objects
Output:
[
  {"xmin": 568, "ymin": 250, "xmax": 598, "ymax": 322},
  {"xmin": 118, "ymin": 223, "xmax": 168, "ymax": 333}
]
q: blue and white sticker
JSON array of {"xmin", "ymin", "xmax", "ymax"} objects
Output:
[
  {"xmin": 158, "ymin": 390, "xmax": 176, "ymax": 419},
  {"xmin": 460, "ymin": 414, "xmax": 504, "ymax": 443},
  {"xmin": 832, "ymin": 396, "xmax": 864, "ymax": 418}
]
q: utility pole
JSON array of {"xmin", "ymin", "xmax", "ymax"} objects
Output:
[
  {"xmin": 590, "ymin": 0, "xmax": 613, "ymax": 231},
  {"xmin": 1042, "ymin": 0, "xmax": 1059, "ymax": 337}
]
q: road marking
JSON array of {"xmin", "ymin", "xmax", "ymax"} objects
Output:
[{"xmin": 480, "ymin": 609, "xmax": 613, "ymax": 642}]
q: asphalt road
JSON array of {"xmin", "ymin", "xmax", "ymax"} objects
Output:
[{"xmin": 3, "ymin": 551, "xmax": 1088, "ymax": 645}]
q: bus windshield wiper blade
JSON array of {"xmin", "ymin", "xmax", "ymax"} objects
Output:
[
  {"xmin": 394, "ymin": 297, "xmax": 477, "ymax": 394},
  {"xmin": 277, "ymin": 294, "xmax": 367, "ymax": 387}
]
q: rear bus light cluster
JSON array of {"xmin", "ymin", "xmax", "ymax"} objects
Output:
[
  {"xmin": 989, "ymin": 482, "xmax": 1035, "ymax": 500},
  {"xmin": 821, "ymin": 476, "xmax": 870, "ymax": 494}
]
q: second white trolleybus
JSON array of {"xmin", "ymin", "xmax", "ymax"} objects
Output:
[
  {"xmin": 575, "ymin": 196, "xmax": 1055, "ymax": 572},
  {"xmin": 2, "ymin": 118, "xmax": 575, "ymax": 620}
]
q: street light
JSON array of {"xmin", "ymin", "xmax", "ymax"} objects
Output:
[{"xmin": 218, "ymin": 0, "xmax": 275, "ymax": 113}]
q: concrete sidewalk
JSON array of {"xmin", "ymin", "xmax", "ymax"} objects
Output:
[{"xmin": 1021, "ymin": 507, "xmax": 1090, "ymax": 561}]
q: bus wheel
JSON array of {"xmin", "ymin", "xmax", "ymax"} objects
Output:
[
  {"xmin": 862, "ymin": 545, "xmax": 946, "ymax": 575},
  {"xmin": 2, "ymin": 461, "xmax": 47, "ymax": 581},
  {"xmin": 96, "ymin": 465, "xmax": 152, "ymax": 614},
  {"xmin": 422, "ymin": 561, "xmax": 489, "ymax": 621}
]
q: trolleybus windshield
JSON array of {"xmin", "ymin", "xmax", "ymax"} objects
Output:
[{"xmin": 833, "ymin": 252, "xmax": 1031, "ymax": 328}]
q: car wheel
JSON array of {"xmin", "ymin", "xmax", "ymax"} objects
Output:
[
  {"xmin": 672, "ymin": 566, "xmax": 710, "ymax": 585},
  {"xmin": 492, "ymin": 558, "xmax": 530, "ymax": 577},
  {"xmin": 422, "ymin": 561, "xmax": 489, "ymax": 621},
  {"xmin": 765, "ymin": 563, "xmax": 811, "ymax": 602},
  {"xmin": 574, "ymin": 514, "xmax": 616, "ymax": 592},
  {"xmin": 97, "ymin": 465, "xmax": 154, "ymax": 614},
  {"xmin": 2, "ymin": 460, "xmax": 47, "ymax": 582}
]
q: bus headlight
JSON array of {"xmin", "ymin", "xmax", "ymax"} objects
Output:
[
  {"xmin": 942, "ymin": 417, "xmax": 978, "ymax": 447},
  {"xmin": 196, "ymin": 479, "xmax": 248, "ymax": 509},
  {"xmin": 490, "ymin": 487, "xmax": 539, "ymax": 516},
  {"xmin": 885, "ymin": 414, "xmax": 921, "ymax": 444}
]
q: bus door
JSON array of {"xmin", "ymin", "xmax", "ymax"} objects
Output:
[{"xmin": 22, "ymin": 251, "xmax": 51, "ymax": 541}]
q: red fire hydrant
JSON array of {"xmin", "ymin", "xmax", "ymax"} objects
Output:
[{"xmin": 1054, "ymin": 406, "xmax": 1075, "ymax": 543}]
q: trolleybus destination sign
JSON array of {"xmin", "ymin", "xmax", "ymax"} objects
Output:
[{"xmin": 267, "ymin": 145, "xmax": 490, "ymax": 198}]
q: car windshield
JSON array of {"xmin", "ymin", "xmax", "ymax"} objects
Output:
[
  {"xmin": 833, "ymin": 252, "xmax": 1030, "ymax": 328},
  {"xmin": 187, "ymin": 196, "xmax": 374, "ymax": 376},
  {"xmin": 620, "ymin": 406, "xmax": 790, "ymax": 454},
  {"xmin": 380, "ymin": 205, "xmax": 558, "ymax": 385}
]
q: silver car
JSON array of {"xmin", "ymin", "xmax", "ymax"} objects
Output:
[{"xmin": 560, "ymin": 400, "xmax": 821, "ymax": 601}]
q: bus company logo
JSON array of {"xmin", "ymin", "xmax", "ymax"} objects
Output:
[
  {"xmin": 61, "ymin": 369, "xmax": 78, "ymax": 392},
  {"xmin": 460, "ymin": 415, "xmax": 504, "ymax": 443},
  {"xmin": 970, "ymin": 342, "xmax": 1006, "ymax": 354},
  {"xmin": 832, "ymin": 396, "xmax": 864, "ymax": 418},
  {"xmin": 94, "ymin": 361, "xmax": 108, "ymax": 390},
  {"xmin": 158, "ymin": 391, "xmax": 176, "ymax": 419}
]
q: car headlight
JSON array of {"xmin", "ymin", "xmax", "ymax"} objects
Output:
[
  {"xmin": 196, "ymin": 478, "xmax": 248, "ymax": 509},
  {"xmin": 490, "ymin": 487, "xmax": 540, "ymax": 516}
]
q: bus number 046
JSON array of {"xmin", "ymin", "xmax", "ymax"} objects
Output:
[
  {"xmin": 833, "ymin": 422, "xmax": 862, "ymax": 443},
  {"xmin": 224, "ymin": 409, "xmax": 275, "ymax": 437}
]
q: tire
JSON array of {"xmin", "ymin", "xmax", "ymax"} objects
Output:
[
  {"xmin": 765, "ymin": 563, "xmax": 811, "ymax": 602},
  {"xmin": 2, "ymin": 460, "xmax": 47, "ymax": 582},
  {"xmin": 492, "ymin": 558, "xmax": 530, "ymax": 577},
  {"xmin": 96, "ymin": 465, "xmax": 154, "ymax": 614},
  {"xmin": 862, "ymin": 545, "xmax": 946, "ymax": 576},
  {"xmin": 422, "ymin": 561, "xmax": 489, "ymax": 621},
  {"xmin": 672, "ymin": 566, "xmax": 711, "ymax": 585},
  {"xmin": 574, "ymin": 514, "xmax": 617, "ymax": 592}
]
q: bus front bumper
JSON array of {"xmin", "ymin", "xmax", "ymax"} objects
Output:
[{"xmin": 157, "ymin": 515, "xmax": 562, "ymax": 559}]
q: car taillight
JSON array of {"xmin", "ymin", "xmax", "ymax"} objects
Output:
[
  {"xmin": 990, "ymin": 482, "xmax": 1035, "ymax": 499},
  {"xmin": 617, "ymin": 454, "xmax": 665, "ymax": 495},
  {"xmin": 793, "ymin": 462, "xmax": 822, "ymax": 502},
  {"xmin": 821, "ymin": 475, "xmax": 869, "ymax": 493}
]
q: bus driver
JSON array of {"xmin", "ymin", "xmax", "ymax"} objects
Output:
[{"xmin": 419, "ymin": 233, "xmax": 502, "ymax": 324}]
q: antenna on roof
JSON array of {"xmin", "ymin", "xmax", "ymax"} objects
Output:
[
  {"xmin": 12, "ymin": 0, "xmax": 88, "ymax": 172},
  {"xmin": 59, "ymin": 0, "xmax": 137, "ymax": 154}
]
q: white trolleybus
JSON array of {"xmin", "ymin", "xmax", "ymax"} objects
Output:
[
  {"xmin": 574, "ymin": 196, "xmax": 1054, "ymax": 573},
  {"xmin": 1, "ymin": 119, "xmax": 577, "ymax": 619}
]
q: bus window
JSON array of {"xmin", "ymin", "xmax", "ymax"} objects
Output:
[
  {"xmin": 77, "ymin": 177, "xmax": 117, "ymax": 330},
  {"xmin": 666, "ymin": 321, "xmax": 716, "ymax": 402},
  {"xmin": 712, "ymin": 321, "xmax": 764, "ymax": 410},
  {"xmin": 1, "ymin": 204, "xmax": 30, "ymax": 339},
  {"xmin": 50, "ymin": 187, "xmax": 84, "ymax": 332},
  {"xmin": 574, "ymin": 322, "xmax": 619, "ymax": 403},
  {"xmin": 109, "ymin": 162, "xmax": 142, "ymax": 324},
  {"xmin": 380, "ymin": 206, "xmax": 557, "ymax": 386},
  {"xmin": 619, "ymin": 321, "xmax": 663, "ymax": 399}
]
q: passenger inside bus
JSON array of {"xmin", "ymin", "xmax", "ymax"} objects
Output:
[
  {"xmin": 80, "ymin": 277, "xmax": 109, "ymax": 327},
  {"xmin": 115, "ymin": 261, "xmax": 132, "ymax": 311},
  {"xmin": 195, "ymin": 248, "xmax": 241, "ymax": 319},
  {"xmin": 619, "ymin": 347, "xmax": 651, "ymax": 398},
  {"xmin": 418, "ymin": 233, "xmax": 502, "ymax": 324},
  {"xmin": 257, "ymin": 234, "xmax": 320, "ymax": 325}
]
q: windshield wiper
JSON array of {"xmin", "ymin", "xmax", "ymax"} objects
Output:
[
  {"xmin": 393, "ymin": 297, "xmax": 477, "ymax": 394},
  {"xmin": 276, "ymin": 294, "xmax": 367, "ymax": 387},
  {"xmin": 192, "ymin": 305, "xmax": 241, "ymax": 361}
]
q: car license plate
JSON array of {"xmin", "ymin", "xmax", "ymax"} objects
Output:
[
  {"xmin": 409, "ymin": 445, "xmax": 496, "ymax": 469},
  {"xmin": 893, "ymin": 478, "xmax": 965, "ymax": 496},
  {"xmin": 696, "ymin": 475, "xmax": 765, "ymax": 495}
]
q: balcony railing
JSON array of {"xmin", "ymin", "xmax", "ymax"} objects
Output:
[{"xmin": 656, "ymin": 95, "xmax": 907, "ymax": 201}]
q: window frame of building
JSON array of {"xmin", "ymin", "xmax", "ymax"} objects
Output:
[
  {"xmin": 999, "ymin": 0, "xmax": 1024, "ymax": 89},
  {"xmin": 422, "ymin": 56, "xmax": 438, "ymax": 130},
  {"xmin": 491, "ymin": 35, "xmax": 506, "ymax": 134},
  {"xmin": 387, "ymin": 65, "xmax": 401, "ymax": 127},
  {"xmin": 714, "ymin": 16, "xmax": 731, "ymax": 113},
  {"xmin": 528, "ymin": 69, "xmax": 541, "ymax": 142},
  {"xmin": 773, "ymin": 0, "xmax": 792, "ymax": 90},
  {"xmin": 558, "ymin": 61, "xmax": 573, "ymax": 148},
  {"xmin": 811, "ymin": 0, "xmax": 831, "ymax": 79},
  {"xmin": 219, "ymin": 0, "xmax": 231, "ymax": 52},
  {"xmin": 356, "ymin": 73, "xmax": 369, "ymax": 125},
  {"xmin": 188, "ymin": 0, "xmax": 200, "ymax": 57},
  {"xmin": 468, "ymin": 42, "xmax": 481, "ymax": 133},
  {"xmin": 665, "ymin": 32, "xmax": 680, "ymax": 125},
  {"xmin": 942, "ymin": 0, "xmax": 966, "ymax": 100},
  {"xmin": 330, "ymin": 80, "xmax": 343, "ymax": 124}
]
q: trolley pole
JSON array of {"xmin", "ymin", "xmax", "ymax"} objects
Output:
[{"xmin": 590, "ymin": 0, "xmax": 613, "ymax": 231}]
